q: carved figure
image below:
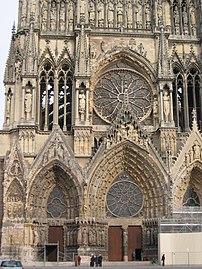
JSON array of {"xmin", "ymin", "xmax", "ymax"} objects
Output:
[
  {"xmin": 163, "ymin": 90, "xmax": 170, "ymax": 122},
  {"xmin": 108, "ymin": 2, "xmax": 114, "ymax": 27},
  {"xmin": 89, "ymin": 1, "xmax": 95, "ymax": 26},
  {"xmin": 50, "ymin": 2, "xmax": 56, "ymax": 31},
  {"xmin": 79, "ymin": 90, "xmax": 86, "ymax": 121},
  {"xmin": 60, "ymin": 2, "xmax": 66, "ymax": 31},
  {"xmin": 25, "ymin": 89, "xmax": 32, "ymax": 119},
  {"xmin": 33, "ymin": 227, "xmax": 39, "ymax": 246},
  {"xmin": 126, "ymin": 1, "xmax": 133, "ymax": 28}
]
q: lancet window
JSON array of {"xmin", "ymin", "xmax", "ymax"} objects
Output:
[
  {"xmin": 172, "ymin": 66, "xmax": 201, "ymax": 131},
  {"xmin": 58, "ymin": 63, "xmax": 73, "ymax": 131},
  {"xmin": 39, "ymin": 62, "xmax": 73, "ymax": 131},
  {"xmin": 171, "ymin": 0, "xmax": 197, "ymax": 36}
]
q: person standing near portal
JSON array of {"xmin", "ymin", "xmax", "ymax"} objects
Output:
[{"xmin": 161, "ymin": 254, "xmax": 165, "ymax": 266}]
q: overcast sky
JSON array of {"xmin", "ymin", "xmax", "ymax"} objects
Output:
[{"xmin": 0, "ymin": 2, "xmax": 18, "ymax": 128}]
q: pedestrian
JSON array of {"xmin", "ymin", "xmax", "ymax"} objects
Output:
[
  {"xmin": 77, "ymin": 255, "xmax": 81, "ymax": 266},
  {"xmin": 95, "ymin": 255, "xmax": 99, "ymax": 267},
  {"xmin": 74, "ymin": 254, "xmax": 78, "ymax": 267},
  {"xmin": 90, "ymin": 254, "xmax": 94, "ymax": 267},
  {"xmin": 98, "ymin": 254, "xmax": 103, "ymax": 267},
  {"xmin": 161, "ymin": 254, "xmax": 165, "ymax": 266}
]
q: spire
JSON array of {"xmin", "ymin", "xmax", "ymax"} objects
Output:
[
  {"xmin": 22, "ymin": 13, "xmax": 37, "ymax": 76},
  {"xmin": 4, "ymin": 26, "xmax": 17, "ymax": 83},
  {"xmin": 75, "ymin": 24, "xmax": 90, "ymax": 77},
  {"xmin": 157, "ymin": 26, "xmax": 170, "ymax": 78}
]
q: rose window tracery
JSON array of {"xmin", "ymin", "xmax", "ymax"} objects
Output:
[
  {"xmin": 106, "ymin": 176, "xmax": 143, "ymax": 217},
  {"xmin": 93, "ymin": 69, "xmax": 152, "ymax": 123}
]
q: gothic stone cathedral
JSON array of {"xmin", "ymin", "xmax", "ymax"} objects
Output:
[{"xmin": 0, "ymin": 0, "xmax": 202, "ymax": 263}]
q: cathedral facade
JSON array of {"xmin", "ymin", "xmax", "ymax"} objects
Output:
[{"xmin": 0, "ymin": 0, "xmax": 202, "ymax": 263}]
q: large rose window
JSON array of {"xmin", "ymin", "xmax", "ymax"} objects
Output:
[
  {"xmin": 107, "ymin": 180, "xmax": 143, "ymax": 217},
  {"xmin": 93, "ymin": 69, "xmax": 152, "ymax": 123}
]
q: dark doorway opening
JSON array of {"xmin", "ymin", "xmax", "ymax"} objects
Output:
[{"xmin": 45, "ymin": 243, "xmax": 58, "ymax": 261}]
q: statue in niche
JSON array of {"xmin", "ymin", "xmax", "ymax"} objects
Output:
[
  {"xmin": 82, "ymin": 228, "xmax": 88, "ymax": 245},
  {"xmin": 136, "ymin": 1, "xmax": 142, "ymax": 28},
  {"xmin": 68, "ymin": 1, "xmax": 74, "ymax": 30},
  {"xmin": 163, "ymin": 89, "xmax": 170, "ymax": 122},
  {"xmin": 145, "ymin": 2, "xmax": 151, "ymax": 29},
  {"xmin": 41, "ymin": 0, "xmax": 48, "ymax": 31},
  {"xmin": 126, "ymin": 1, "xmax": 133, "ymax": 28},
  {"xmin": 173, "ymin": 6, "xmax": 180, "ymax": 34},
  {"xmin": 193, "ymin": 141, "xmax": 201, "ymax": 159},
  {"xmin": 50, "ymin": 1, "xmax": 56, "ymax": 31},
  {"xmin": 24, "ymin": 88, "xmax": 32, "ymax": 120},
  {"xmin": 78, "ymin": 89, "xmax": 86, "ymax": 121},
  {"xmin": 98, "ymin": 1, "xmax": 104, "ymax": 27},
  {"xmin": 182, "ymin": 6, "xmax": 188, "ymax": 34},
  {"xmin": 117, "ymin": 1, "xmax": 123, "ymax": 28},
  {"xmin": 89, "ymin": 1, "xmax": 95, "ymax": 26},
  {"xmin": 21, "ymin": 0, "xmax": 27, "ymax": 26},
  {"xmin": 33, "ymin": 227, "xmax": 39, "ymax": 246},
  {"xmin": 15, "ymin": 59, "xmax": 22, "ymax": 79},
  {"xmin": 60, "ymin": 2, "xmax": 66, "ymax": 31},
  {"xmin": 190, "ymin": 3, "xmax": 196, "ymax": 34},
  {"xmin": 6, "ymin": 94, "xmax": 12, "ymax": 120},
  {"xmin": 108, "ymin": 1, "xmax": 114, "ymax": 28}
]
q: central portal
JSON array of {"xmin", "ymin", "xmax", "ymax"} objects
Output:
[{"xmin": 108, "ymin": 226, "xmax": 142, "ymax": 261}]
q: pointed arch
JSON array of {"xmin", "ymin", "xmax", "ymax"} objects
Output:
[
  {"xmin": 172, "ymin": 61, "xmax": 202, "ymax": 131},
  {"xmin": 39, "ymin": 61, "xmax": 55, "ymax": 130},
  {"xmin": 57, "ymin": 61, "xmax": 73, "ymax": 131},
  {"xmin": 173, "ymin": 161, "xmax": 202, "ymax": 208},
  {"xmin": 87, "ymin": 140, "xmax": 168, "ymax": 220},
  {"xmin": 5, "ymin": 178, "xmax": 25, "ymax": 220},
  {"xmin": 27, "ymin": 160, "xmax": 82, "ymax": 223}
]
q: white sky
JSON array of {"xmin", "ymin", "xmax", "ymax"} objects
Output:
[{"xmin": 0, "ymin": 2, "xmax": 18, "ymax": 128}]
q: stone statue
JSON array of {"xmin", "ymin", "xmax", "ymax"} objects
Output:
[
  {"xmin": 79, "ymin": 89, "xmax": 86, "ymax": 121},
  {"xmin": 108, "ymin": 1, "xmax": 114, "ymax": 27},
  {"xmin": 33, "ymin": 227, "xmax": 39, "ymax": 246},
  {"xmin": 163, "ymin": 90, "xmax": 170, "ymax": 122},
  {"xmin": 25, "ymin": 89, "xmax": 32, "ymax": 120},
  {"xmin": 50, "ymin": 2, "xmax": 56, "ymax": 31}
]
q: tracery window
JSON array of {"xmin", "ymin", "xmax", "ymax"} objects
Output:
[
  {"xmin": 47, "ymin": 186, "xmax": 67, "ymax": 218},
  {"xmin": 58, "ymin": 63, "xmax": 73, "ymax": 131},
  {"xmin": 93, "ymin": 69, "xmax": 152, "ymax": 124},
  {"xmin": 40, "ymin": 63, "xmax": 55, "ymax": 131},
  {"xmin": 172, "ymin": 66, "xmax": 201, "ymax": 131},
  {"xmin": 183, "ymin": 186, "xmax": 200, "ymax": 206},
  {"xmin": 39, "ymin": 62, "xmax": 73, "ymax": 131},
  {"xmin": 171, "ymin": 0, "xmax": 197, "ymax": 36},
  {"xmin": 106, "ymin": 173, "xmax": 143, "ymax": 217}
]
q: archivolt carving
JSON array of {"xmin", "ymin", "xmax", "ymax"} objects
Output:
[
  {"xmin": 87, "ymin": 141, "xmax": 167, "ymax": 219},
  {"xmin": 173, "ymin": 161, "xmax": 202, "ymax": 208},
  {"xmin": 90, "ymin": 50, "xmax": 156, "ymax": 88},
  {"xmin": 27, "ymin": 162, "xmax": 82, "ymax": 222}
]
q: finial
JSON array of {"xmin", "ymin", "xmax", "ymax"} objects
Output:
[
  {"xmin": 192, "ymin": 109, "xmax": 198, "ymax": 131},
  {"xmin": 12, "ymin": 21, "xmax": 16, "ymax": 34}
]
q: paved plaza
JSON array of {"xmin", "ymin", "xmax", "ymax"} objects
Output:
[{"xmin": 24, "ymin": 262, "xmax": 202, "ymax": 269}]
